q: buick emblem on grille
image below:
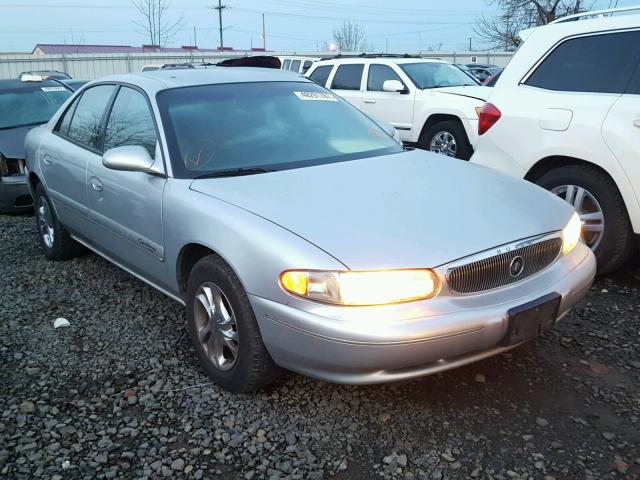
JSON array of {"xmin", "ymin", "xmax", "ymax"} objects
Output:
[{"xmin": 509, "ymin": 255, "xmax": 525, "ymax": 277}]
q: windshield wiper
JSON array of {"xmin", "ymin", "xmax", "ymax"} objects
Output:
[{"xmin": 193, "ymin": 167, "xmax": 274, "ymax": 179}]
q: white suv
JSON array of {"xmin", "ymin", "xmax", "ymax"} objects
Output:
[
  {"xmin": 306, "ymin": 55, "xmax": 490, "ymax": 160},
  {"xmin": 472, "ymin": 7, "xmax": 640, "ymax": 273}
]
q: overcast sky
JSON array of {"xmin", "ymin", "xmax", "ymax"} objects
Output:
[{"xmin": 0, "ymin": 0, "xmax": 632, "ymax": 53}]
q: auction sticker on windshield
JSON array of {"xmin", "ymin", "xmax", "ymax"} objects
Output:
[
  {"xmin": 41, "ymin": 87, "xmax": 67, "ymax": 92},
  {"xmin": 294, "ymin": 91, "xmax": 338, "ymax": 101}
]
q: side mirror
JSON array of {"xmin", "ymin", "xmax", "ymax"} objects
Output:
[
  {"xmin": 382, "ymin": 80, "xmax": 407, "ymax": 93},
  {"xmin": 102, "ymin": 145, "xmax": 159, "ymax": 174}
]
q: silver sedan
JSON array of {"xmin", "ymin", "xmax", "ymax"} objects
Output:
[{"xmin": 25, "ymin": 69, "xmax": 596, "ymax": 392}]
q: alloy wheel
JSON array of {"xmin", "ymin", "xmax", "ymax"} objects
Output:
[
  {"xmin": 36, "ymin": 197, "xmax": 55, "ymax": 248},
  {"xmin": 429, "ymin": 131, "xmax": 457, "ymax": 157},
  {"xmin": 193, "ymin": 282, "xmax": 239, "ymax": 371},
  {"xmin": 551, "ymin": 184, "xmax": 604, "ymax": 250}
]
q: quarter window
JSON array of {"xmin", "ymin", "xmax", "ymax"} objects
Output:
[
  {"xmin": 290, "ymin": 60, "xmax": 301, "ymax": 72},
  {"xmin": 66, "ymin": 85, "xmax": 116, "ymax": 151},
  {"xmin": 331, "ymin": 64, "xmax": 364, "ymax": 91},
  {"xmin": 302, "ymin": 60, "xmax": 313, "ymax": 73},
  {"xmin": 525, "ymin": 31, "xmax": 640, "ymax": 94},
  {"xmin": 367, "ymin": 64, "xmax": 404, "ymax": 91},
  {"xmin": 308, "ymin": 65, "xmax": 333, "ymax": 86},
  {"xmin": 56, "ymin": 96, "xmax": 80, "ymax": 136},
  {"xmin": 104, "ymin": 87, "xmax": 157, "ymax": 159},
  {"xmin": 283, "ymin": 59, "xmax": 291, "ymax": 70}
]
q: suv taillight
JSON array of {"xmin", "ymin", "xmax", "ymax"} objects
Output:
[{"xmin": 478, "ymin": 103, "xmax": 501, "ymax": 135}]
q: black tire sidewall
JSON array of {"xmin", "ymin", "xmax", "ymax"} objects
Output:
[
  {"xmin": 536, "ymin": 166, "xmax": 633, "ymax": 273},
  {"xmin": 185, "ymin": 256, "xmax": 267, "ymax": 392},
  {"xmin": 421, "ymin": 120, "xmax": 473, "ymax": 160}
]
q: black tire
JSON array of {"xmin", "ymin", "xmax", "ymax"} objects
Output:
[
  {"xmin": 420, "ymin": 120, "xmax": 473, "ymax": 160},
  {"xmin": 536, "ymin": 164, "xmax": 634, "ymax": 275},
  {"xmin": 185, "ymin": 255, "xmax": 280, "ymax": 393},
  {"xmin": 33, "ymin": 183, "xmax": 83, "ymax": 261}
]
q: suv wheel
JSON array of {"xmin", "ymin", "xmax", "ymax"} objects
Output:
[
  {"xmin": 420, "ymin": 120, "xmax": 473, "ymax": 160},
  {"xmin": 536, "ymin": 165, "xmax": 634, "ymax": 274},
  {"xmin": 185, "ymin": 255, "xmax": 280, "ymax": 392},
  {"xmin": 33, "ymin": 183, "xmax": 82, "ymax": 260}
]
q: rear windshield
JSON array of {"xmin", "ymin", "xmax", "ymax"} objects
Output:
[
  {"xmin": 400, "ymin": 62, "xmax": 479, "ymax": 89},
  {"xmin": 0, "ymin": 85, "xmax": 71, "ymax": 130},
  {"xmin": 157, "ymin": 81, "xmax": 403, "ymax": 178}
]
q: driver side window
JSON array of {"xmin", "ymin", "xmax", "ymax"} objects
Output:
[
  {"xmin": 367, "ymin": 64, "xmax": 404, "ymax": 92},
  {"xmin": 104, "ymin": 87, "xmax": 157, "ymax": 159}
]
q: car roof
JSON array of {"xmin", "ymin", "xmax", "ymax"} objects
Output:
[
  {"xmin": 0, "ymin": 78, "xmax": 71, "ymax": 90},
  {"xmin": 312, "ymin": 57, "xmax": 447, "ymax": 66},
  {"xmin": 95, "ymin": 67, "xmax": 310, "ymax": 93}
]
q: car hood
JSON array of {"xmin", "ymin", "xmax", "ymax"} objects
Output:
[
  {"xmin": 432, "ymin": 85, "xmax": 490, "ymax": 102},
  {"xmin": 0, "ymin": 125, "xmax": 37, "ymax": 159},
  {"xmin": 190, "ymin": 149, "xmax": 574, "ymax": 270}
]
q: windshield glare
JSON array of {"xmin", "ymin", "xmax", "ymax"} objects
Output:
[
  {"xmin": 0, "ymin": 85, "xmax": 71, "ymax": 129},
  {"xmin": 157, "ymin": 82, "xmax": 403, "ymax": 178},
  {"xmin": 400, "ymin": 63, "xmax": 479, "ymax": 89}
]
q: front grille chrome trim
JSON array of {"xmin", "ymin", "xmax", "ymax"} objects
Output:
[{"xmin": 445, "ymin": 233, "xmax": 563, "ymax": 295}]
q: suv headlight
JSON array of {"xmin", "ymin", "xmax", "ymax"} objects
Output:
[
  {"xmin": 562, "ymin": 212, "xmax": 582, "ymax": 255},
  {"xmin": 280, "ymin": 269, "xmax": 439, "ymax": 306}
]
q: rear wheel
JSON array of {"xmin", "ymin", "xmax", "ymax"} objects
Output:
[
  {"xmin": 33, "ymin": 183, "xmax": 82, "ymax": 261},
  {"xmin": 420, "ymin": 120, "xmax": 473, "ymax": 160},
  {"xmin": 536, "ymin": 164, "xmax": 634, "ymax": 274},
  {"xmin": 185, "ymin": 255, "xmax": 280, "ymax": 392}
]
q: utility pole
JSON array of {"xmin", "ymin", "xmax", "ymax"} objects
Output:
[
  {"xmin": 193, "ymin": 26, "xmax": 197, "ymax": 47},
  {"xmin": 468, "ymin": 37, "xmax": 472, "ymax": 51},
  {"xmin": 214, "ymin": 0, "xmax": 226, "ymax": 50},
  {"xmin": 262, "ymin": 13, "xmax": 266, "ymax": 50}
]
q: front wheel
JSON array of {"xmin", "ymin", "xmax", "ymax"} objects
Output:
[
  {"xmin": 185, "ymin": 255, "xmax": 280, "ymax": 393},
  {"xmin": 420, "ymin": 120, "xmax": 473, "ymax": 160},
  {"xmin": 536, "ymin": 165, "xmax": 634, "ymax": 274}
]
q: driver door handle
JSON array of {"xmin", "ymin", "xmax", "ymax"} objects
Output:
[
  {"xmin": 364, "ymin": 99, "xmax": 376, "ymax": 104},
  {"xmin": 89, "ymin": 177, "xmax": 103, "ymax": 191}
]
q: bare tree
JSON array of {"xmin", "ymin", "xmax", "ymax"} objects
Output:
[
  {"xmin": 475, "ymin": 0, "xmax": 591, "ymax": 50},
  {"xmin": 131, "ymin": 0, "xmax": 183, "ymax": 47},
  {"xmin": 333, "ymin": 20, "xmax": 368, "ymax": 52}
]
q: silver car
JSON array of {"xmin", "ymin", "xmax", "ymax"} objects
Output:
[{"xmin": 25, "ymin": 69, "xmax": 596, "ymax": 392}]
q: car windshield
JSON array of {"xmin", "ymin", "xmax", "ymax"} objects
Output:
[
  {"xmin": 400, "ymin": 62, "xmax": 479, "ymax": 89},
  {"xmin": 157, "ymin": 81, "xmax": 404, "ymax": 178},
  {"xmin": 0, "ymin": 85, "xmax": 72, "ymax": 130}
]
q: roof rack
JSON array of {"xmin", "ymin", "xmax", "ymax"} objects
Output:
[
  {"xmin": 551, "ymin": 5, "xmax": 640, "ymax": 23},
  {"xmin": 319, "ymin": 53, "xmax": 423, "ymax": 61}
]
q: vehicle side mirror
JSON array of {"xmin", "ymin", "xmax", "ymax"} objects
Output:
[
  {"xmin": 382, "ymin": 80, "xmax": 407, "ymax": 94},
  {"xmin": 102, "ymin": 145, "xmax": 159, "ymax": 174}
]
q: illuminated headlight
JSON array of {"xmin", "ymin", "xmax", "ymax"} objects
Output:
[
  {"xmin": 280, "ymin": 269, "xmax": 439, "ymax": 306},
  {"xmin": 562, "ymin": 212, "xmax": 582, "ymax": 255}
]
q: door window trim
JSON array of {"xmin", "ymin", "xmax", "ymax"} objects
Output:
[{"xmin": 330, "ymin": 63, "xmax": 365, "ymax": 91}]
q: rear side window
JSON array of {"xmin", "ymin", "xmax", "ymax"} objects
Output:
[
  {"xmin": 525, "ymin": 31, "xmax": 640, "ymax": 94},
  {"xmin": 290, "ymin": 60, "xmax": 301, "ymax": 73},
  {"xmin": 309, "ymin": 65, "xmax": 333, "ymax": 86},
  {"xmin": 367, "ymin": 64, "xmax": 404, "ymax": 91},
  {"xmin": 104, "ymin": 87, "xmax": 157, "ymax": 159},
  {"xmin": 302, "ymin": 60, "xmax": 313, "ymax": 73},
  {"xmin": 283, "ymin": 59, "xmax": 291, "ymax": 70},
  {"xmin": 331, "ymin": 64, "xmax": 364, "ymax": 90},
  {"xmin": 66, "ymin": 85, "xmax": 116, "ymax": 151}
]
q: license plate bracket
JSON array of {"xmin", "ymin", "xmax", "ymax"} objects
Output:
[{"xmin": 501, "ymin": 293, "xmax": 561, "ymax": 346}]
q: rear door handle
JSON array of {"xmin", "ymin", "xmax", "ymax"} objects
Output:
[
  {"xmin": 364, "ymin": 99, "xmax": 376, "ymax": 104},
  {"xmin": 42, "ymin": 154, "xmax": 53, "ymax": 166},
  {"xmin": 633, "ymin": 118, "xmax": 640, "ymax": 128},
  {"xmin": 89, "ymin": 177, "xmax": 103, "ymax": 191}
]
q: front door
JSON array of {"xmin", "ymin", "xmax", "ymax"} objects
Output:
[{"xmin": 86, "ymin": 85, "xmax": 167, "ymax": 284}]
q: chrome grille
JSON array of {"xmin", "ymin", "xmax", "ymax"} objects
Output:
[{"xmin": 447, "ymin": 237, "xmax": 562, "ymax": 294}]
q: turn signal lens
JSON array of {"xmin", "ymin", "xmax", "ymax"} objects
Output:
[
  {"xmin": 562, "ymin": 212, "xmax": 582, "ymax": 255},
  {"xmin": 280, "ymin": 269, "xmax": 439, "ymax": 306},
  {"xmin": 478, "ymin": 102, "xmax": 501, "ymax": 135}
]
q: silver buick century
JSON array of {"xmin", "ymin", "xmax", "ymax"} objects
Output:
[{"xmin": 25, "ymin": 68, "xmax": 595, "ymax": 392}]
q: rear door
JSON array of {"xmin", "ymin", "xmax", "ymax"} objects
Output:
[
  {"xmin": 362, "ymin": 63, "xmax": 415, "ymax": 141},
  {"xmin": 86, "ymin": 85, "xmax": 167, "ymax": 282},
  {"xmin": 42, "ymin": 84, "xmax": 116, "ymax": 231},
  {"xmin": 602, "ymin": 44, "xmax": 640, "ymax": 214},
  {"xmin": 329, "ymin": 63, "xmax": 365, "ymax": 110}
]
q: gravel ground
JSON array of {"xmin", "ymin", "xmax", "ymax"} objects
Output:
[{"xmin": 1, "ymin": 213, "xmax": 639, "ymax": 480}]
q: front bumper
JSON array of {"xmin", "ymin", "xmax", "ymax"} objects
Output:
[
  {"xmin": 0, "ymin": 175, "xmax": 32, "ymax": 213},
  {"xmin": 250, "ymin": 243, "xmax": 595, "ymax": 384}
]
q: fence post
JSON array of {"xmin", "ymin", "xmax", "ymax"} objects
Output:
[{"xmin": 126, "ymin": 53, "xmax": 132, "ymax": 73}]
